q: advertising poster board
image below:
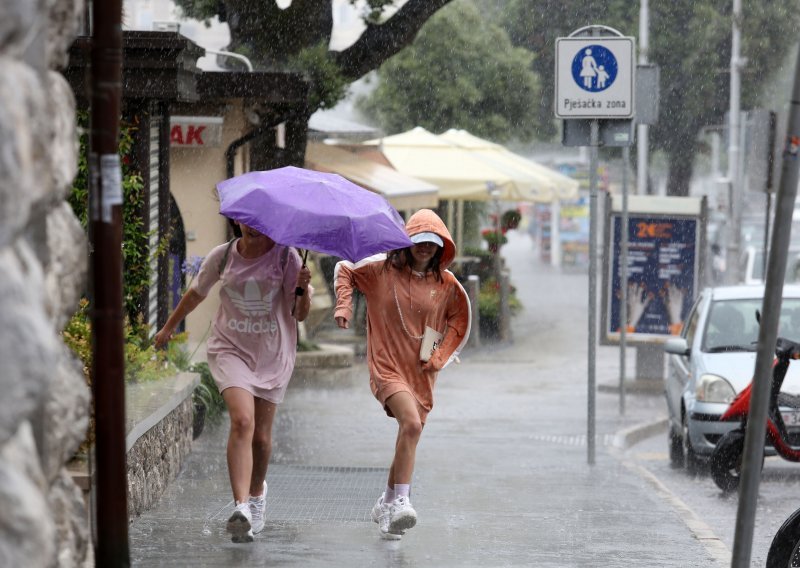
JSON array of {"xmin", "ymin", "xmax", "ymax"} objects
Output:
[
  {"xmin": 559, "ymin": 195, "xmax": 590, "ymax": 267},
  {"xmin": 602, "ymin": 194, "xmax": 706, "ymax": 344}
]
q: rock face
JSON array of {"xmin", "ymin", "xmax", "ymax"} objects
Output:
[{"xmin": 0, "ymin": 1, "xmax": 92, "ymax": 566}]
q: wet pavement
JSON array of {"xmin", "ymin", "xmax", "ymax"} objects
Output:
[{"xmin": 129, "ymin": 231, "xmax": 725, "ymax": 567}]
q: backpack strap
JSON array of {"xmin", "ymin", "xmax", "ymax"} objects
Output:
[{"xmin": 217, "ymin": 238, "xmax": 237, "ymax": 277}]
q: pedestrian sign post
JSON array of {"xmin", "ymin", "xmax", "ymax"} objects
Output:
[
  {"xmin": 555, "ymin": 36, "xmax": 635, "ymax": 119},
  {"xmin": 555, "ymin": 26, "xmax": 638, "ymax": 467}
]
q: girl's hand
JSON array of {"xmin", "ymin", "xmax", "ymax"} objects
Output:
[
  {"xmin": 335, "ymin": 316, "xmax": 349, "ymax": 329},
  {"xmin": 153, "ymin": 328, "xmax": 172, "ymax": 349},
  {"xmin": 296, "ymin": 266, "xmax": 311, "ymax": 292}
]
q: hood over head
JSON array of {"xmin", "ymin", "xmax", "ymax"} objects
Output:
[{"xmin": 405, "ymin": 209, "xmax": 456, "ymax": 269}]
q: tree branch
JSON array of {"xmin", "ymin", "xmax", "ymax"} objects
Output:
[{"xmin": 333, "ymin": 0, "xmax": 454, "ymax": 81}]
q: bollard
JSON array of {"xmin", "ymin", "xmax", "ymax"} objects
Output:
[
  {"xmin": 499, "ymin": 270, "xmax": 512, "ymax": 342},
  {"xmin": 466, "ymin": 275, "xmax": 481, "ymax": 348}
]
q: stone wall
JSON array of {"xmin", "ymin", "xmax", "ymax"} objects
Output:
[
  {"xmin": 127, "ymin": 397, "xmax": 194, "ymax": 519},
  {"xmin": 0, "ymin": 1, "xmax": 91, "ymax": 567}
]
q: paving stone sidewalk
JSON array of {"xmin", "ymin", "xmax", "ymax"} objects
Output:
[{"xmin": 129, "ymin": 232, "xmax": 720, "ymax": 567}]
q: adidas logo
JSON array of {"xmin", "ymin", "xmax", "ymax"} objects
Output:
[{"xmin": 224, "ymin": 279, "xmax": 279, "ymax": 334}]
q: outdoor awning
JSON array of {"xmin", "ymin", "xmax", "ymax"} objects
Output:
[
  {"xmin": 305, "ymin": 142, "xmax": 439, "ymax": 211},
  {"xmin": 365, "ymin": 127, "xmax": 557, "ymax": 202}
]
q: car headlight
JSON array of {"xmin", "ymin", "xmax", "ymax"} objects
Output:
[{"xmin": 696, "ymin": 374, "xmax": 736, "ymax": 403}]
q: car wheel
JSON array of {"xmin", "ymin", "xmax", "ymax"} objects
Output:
[
  {"xmin": 767, "ymin": 506, "xmax": 800, "ymax": 568},
  {"xmin": 669, "ymin": 425, "xmax": 684, "ymax": 469},
  {"xmin": 709, "ymin": 429, "xmax": 745, "ymax": 492},
  {"xmin": 682, "ymin": 411, "xmax": 702, "ymax": 475}
]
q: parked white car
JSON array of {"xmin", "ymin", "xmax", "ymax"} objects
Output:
[
  {"xmin": 740, "ymin": 245, "xmax": 800, "ymax": 286},
  {"xmin": 663, "ymin": 284, "xmax": 800, "ymax": 473}
]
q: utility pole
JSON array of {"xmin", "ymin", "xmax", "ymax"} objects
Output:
[
  {"xmin": 637, "ymin": 0, "xmax": 650, "ymax": 195},
  {"xmin": 726, "ymin": 0, "xmax": 743, "ymax": 284},
  {"xmin": 89, "ymin": 0, "xmax": 130, "ymax": 565}
]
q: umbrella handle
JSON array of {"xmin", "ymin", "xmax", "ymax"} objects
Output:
[{"xmin": 295, "ymin": 249, "xmax": 309, "ymax": 297}]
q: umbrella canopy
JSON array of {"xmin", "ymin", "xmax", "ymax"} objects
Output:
[
  {"xmin": 368, "ymin": 126, "xmax": 560, "ymax": 202},
  {"xmin": 217, "ymin": 166, "xmax": 414, "ymax": 262},
  {"xmin": 438, "ymin": 129, "xmax": 579, "ymax": 201}
]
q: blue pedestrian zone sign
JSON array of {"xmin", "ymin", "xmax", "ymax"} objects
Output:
[
  {"xmin": 555, "ymin": 36, "xmax": 634, "ymax": 119},
  {"xmin": 571, "ymin": 45, "xmax": 618, "ymax": 93}
]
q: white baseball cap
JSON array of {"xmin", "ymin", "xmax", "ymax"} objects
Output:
[{"xmin": 409, "ymin": 231, "xmax": 443, "ymax": 247}]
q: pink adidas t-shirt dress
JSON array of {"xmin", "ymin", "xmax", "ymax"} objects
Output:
[{"xmin": 192, "ymin": 240, "xmax": 305, "ymax": 404}]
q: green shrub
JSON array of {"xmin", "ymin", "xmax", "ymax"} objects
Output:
[
  {"xmin": 189, "ymin": 362, "xmax": 225, "ymax": 428},
  {"xmin": 68, "ymin": 111, "xmax": 167, "ymax": 334},
  {"xmin": 297, "ymin": 338, "xmax": 320, "ymax": 352},
  {"xmin": 62, "ymin": 299, "xmax": 185, "ymax": 457}
]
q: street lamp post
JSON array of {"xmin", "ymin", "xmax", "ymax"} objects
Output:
[
  {"xmin": 726, "ymin": 0, "xmax": 743, "ymax": 284},
  {"xmin": 637, "ymin": 0, "xmax": 650, "ymax": 195}
]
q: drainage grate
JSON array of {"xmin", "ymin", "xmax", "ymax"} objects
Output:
[{"xmin": 255, "ymin": 465, "xmax": 388, "ymax": 523}]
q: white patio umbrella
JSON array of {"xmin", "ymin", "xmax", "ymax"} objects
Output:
[
  {"xmin": 438, "ymin": 129, "xmax": 579, "ymax": 201},
  {"xmin": 367, "ymin": 126, "xmax": 555, "ymax": 202},
  {"xmin": 438, "ymin": 129, "xmax": 581, "ymax": 267}
]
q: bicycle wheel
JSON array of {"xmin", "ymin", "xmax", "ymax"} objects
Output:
[{"xmin": 767, "ymin": 507, "xmax": 800, "ymax": 568}]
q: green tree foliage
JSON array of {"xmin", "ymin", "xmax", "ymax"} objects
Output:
[
  {"xmin": 500, "ymin": 0, "xmax": 799, "ymax": 196},
  {"xmin": 68, "ymin": 111, "xmax": 153, "ymax": 327},
  {"xmin": 358, "ymin": 1, "xmax": 539, "ymax": 141}
]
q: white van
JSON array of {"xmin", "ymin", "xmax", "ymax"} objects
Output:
[{"xmin": 740, "ymin": 245, "xmax": 800, "ymax": 285}]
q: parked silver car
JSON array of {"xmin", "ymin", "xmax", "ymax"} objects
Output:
[{"xmin": 663, "ymin": 284, "xmax": 800, "ymax": 473}]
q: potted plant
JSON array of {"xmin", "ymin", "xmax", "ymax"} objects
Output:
[
  {"xmin": 501, "ymin": 209, "xmax": 522, "ymax": 230},
  {"xmin": 478, "ymin": 278, "xmax": 523, "ymax": 338},
  {"xmin": 481, "ymin": 228, "xmax": 508, "ymax": 253}
]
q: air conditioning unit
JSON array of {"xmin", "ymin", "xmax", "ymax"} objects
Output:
[{"xmin": 152, "ymin": 21, "xmax": 180, "ymax": 33}]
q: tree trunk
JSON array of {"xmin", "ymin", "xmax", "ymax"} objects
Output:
[
  {"xmin": 665, "ymin": 137, "xmax": 698, "ymax": 197},
  {"xmin": 284, "ymin": 108, "xmax": 311, "ymax": 167},
  {"xmin": 335, "ymin": 0, "xmax": 454, "ymax": 81},
  {"xmin": 248, "ymin": 105, "xmax": 309, "ymax": 171}
]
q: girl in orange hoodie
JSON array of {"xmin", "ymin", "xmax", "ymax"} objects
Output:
[{"xmin": 333, "ymin": 209, "xmax": 471, "ymax": 539}]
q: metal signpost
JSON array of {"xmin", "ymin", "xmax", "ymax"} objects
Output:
[{"xmin": 556, "ymin": 25, "xmax": 635, "ymax": 465}]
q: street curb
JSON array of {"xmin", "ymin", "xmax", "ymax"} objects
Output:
[
  {"xmin": 612, "ymin": 417, "xmax": 668, "ymax": 449},
  {"xmin": 598, "ymin": 379, "xmax": 665, "ymax": 395}
]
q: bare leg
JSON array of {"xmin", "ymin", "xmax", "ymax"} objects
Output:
[
  {"xmin": 222, "ymin": 387, "xmax": 256, "ymax": 503},
  {"xmin": 250, "ymin": 398, "xmax": 277, "ymax": 496},
  {"xmin": 385, "ymin": 392, "xmax": 423, "ymax": 485}
]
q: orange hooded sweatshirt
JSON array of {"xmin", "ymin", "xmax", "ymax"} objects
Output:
[{"xmin": 333, "ymin": 209, "xmax": 471, "ymax": 422}]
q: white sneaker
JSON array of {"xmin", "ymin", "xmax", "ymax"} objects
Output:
[
  {"xmin": 377, "ymin": 503, "xmax": 403, "ymax": 540},
  {"xmin": 371, "ymin": 493, "xmax": 385, "ymax": 524},
  {"xmin": 249, "ymin": 482, "xmax": 267, "ymax": 534},
  {"xmin": 227, "ymin": 501, "xmax": 254, "ymax": 543},
  {"xmin": 388, "ymin": 495, "xmax": 417, "ymax": 534}
]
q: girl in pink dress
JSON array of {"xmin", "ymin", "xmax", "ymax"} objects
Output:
[{"xmin": 155, "ymin": 222, "xmax": 312, "ymax": 542}]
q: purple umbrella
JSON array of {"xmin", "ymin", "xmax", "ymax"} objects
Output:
[{"xmin": 217, "ymin": 166, "xmax": 414, "ymax": 262}]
